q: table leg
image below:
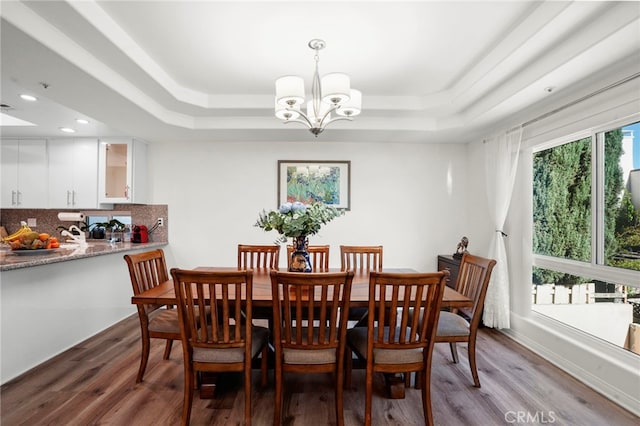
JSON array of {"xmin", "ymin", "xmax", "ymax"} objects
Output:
[
  {"xmin": 199, "ymin": 373, "xmax": 218, "ymax": 399},
  {"xmin": 385, "ymin": 373, "xmax": 406, "ymax": 399}
]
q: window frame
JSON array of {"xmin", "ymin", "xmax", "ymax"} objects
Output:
[{"xmin": 531, "ymin": 115, "xmax": 640, "ymax": 290}]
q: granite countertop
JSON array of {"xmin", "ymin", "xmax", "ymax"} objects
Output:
[{"xmin": 0, "ymin": 241, "xmax": 167, "ymax": 271}]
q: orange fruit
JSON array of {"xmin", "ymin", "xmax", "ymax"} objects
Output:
[{"xmin": 38, "ymin": 233, "xmax": 50, "ymax": 241}]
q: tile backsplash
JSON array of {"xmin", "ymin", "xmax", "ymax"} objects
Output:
[{"xmin": 0, "ymin": 204, "xmax": 168, "ymax": 243}]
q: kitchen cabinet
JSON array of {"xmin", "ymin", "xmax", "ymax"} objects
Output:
[
  {"xmin": 98, "ymin": 138, "xmax": 147, "ymax": 204},
  {"xmin": 0, "ymin": 139, "xmax": 48, "ymax": 208},
  {"xmin": 437, "ymin": 254, "xmax": 460, "ymax": 288},
  {"xmin": 48, "ymin": 139, "xmax": 99, "ymax": 208}
]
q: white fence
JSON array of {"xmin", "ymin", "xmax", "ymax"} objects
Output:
[{"xmin": 532, "ymin": 283, "xmax": 595, "ymax": 304}]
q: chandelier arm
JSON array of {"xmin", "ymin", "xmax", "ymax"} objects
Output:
[
  {"xmin": 283, "ymin": 119, "xmax": 312, "ymax": 129},
  {"xmin": 323, "ymin": 116, "xmax": 354, "ymax": 126},
  {"xmin": 318, "ymin": 104, "xmax": 339, "ymax": 127},
  {"xmin": 287, "ymin": 109, "xmax": 314, "ymax": 128}
]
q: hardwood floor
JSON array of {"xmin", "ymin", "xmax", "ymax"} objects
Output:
[{"xmin": 1, "ymin": 314, "xmax": 637, "ymax": 425}]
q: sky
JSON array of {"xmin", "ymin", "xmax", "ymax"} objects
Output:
[{"xmin": 624, "ymin": 122, "xmax": 640, "ymax": 169}]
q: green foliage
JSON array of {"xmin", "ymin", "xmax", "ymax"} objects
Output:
[
  {"xmin": 619, "ymin": 227, "xmax": 640, "ymax": 247},
  {"xmin": 532, "ymin": 128, "xmax": 638, "ymax": 283},
  {"xmin": 609, "ymin": 258, "xmax": 640, "ymax": 271},
  {"xmin": 255, "ymin": 201, "xmax": 344, "ymax": 243},
  {"xmin": 604, "ymin": 129, "xmax": 624, "ymax": 260},
  {"xmin": 532, "ymin": 267, "xmax": 592, "ymax": 285},
  {"xmin": 533, "ymin": 138, "xmax": 592, "ymax": 283},
  {"xmin": 95, "ymin": 219, "xmax": 126, "ymax": 231},
  {"xmin": 616, "ymin": 189, "xmax": 639, "ymax": 232}
]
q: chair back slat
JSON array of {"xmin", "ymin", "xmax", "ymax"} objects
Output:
[
  {"xmin": 124, "ymin": 249, "xmax": 170, "ymax": 314},
  {"xmin": 367, "ymin": 271, "xmax": 447, "ymax": 351},
  {"xmin": 238, "ymin": 244, "xmax": 280, "ymax": 269},
  {"xmin": 453, "ymin": 253, "xmax": 497, "ymax": 325},
  {"xmin": 287, "ymin": 245, "xmax": 330, "ymax": 270},
  {"xmin": 340, "ymin": 245, "xmax": 383, "ymax": 274},
  {"xmin": 271, "ymin": 271, "xmax": 354, "ymax": 351},
  {"xmin": 171, "ymin": 269, "xmax": 253, "ymax": 350}
]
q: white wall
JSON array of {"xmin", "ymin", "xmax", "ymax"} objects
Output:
[{"xmin": 147, "ymin": 140, "xmax": 476, "ymax": 271}]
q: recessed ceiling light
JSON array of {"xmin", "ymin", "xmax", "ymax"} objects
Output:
[
  {"xmin": 75, "ymin": 118, "xmax": 89, "ymax": 124},
  {"xmin": 544, "ymin": 87, "xmax": 554, "ymax": 93},
  {"xmin": 20, "ymin": 94, "xmax": 37, "ymax": 101},
  {"xmin": 59, "ymin": 127, "xmax": 76, "ymax": 133}
]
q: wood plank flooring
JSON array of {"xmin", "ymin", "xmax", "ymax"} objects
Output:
[{"xmin": 1, "ymin": 314, "xmax": 638, "ymax": 425}]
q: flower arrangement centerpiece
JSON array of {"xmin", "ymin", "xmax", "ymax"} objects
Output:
[{"xmin": 255, "ymin": 201, "xmax": 344, "ymax": 272}]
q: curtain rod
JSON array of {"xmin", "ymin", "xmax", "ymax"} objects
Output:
[{"xmin": 503, "ymin": 71, "xmax": 640, "ymax": 135}]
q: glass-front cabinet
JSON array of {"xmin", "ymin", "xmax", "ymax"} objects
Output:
[{"xmin": 98, "ymin": 138, "xmax": 147, "ymax": 204}]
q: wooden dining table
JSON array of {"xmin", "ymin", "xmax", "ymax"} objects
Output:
[
  {"xmin": 131, "ymin": 266, "xmax": 473, "ymax": 399},
  {"xmin": 131, "ymin": 266, "xmax": 473, "ymax": 309}
]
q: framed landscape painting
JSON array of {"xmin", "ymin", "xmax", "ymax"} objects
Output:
[{"xmin": 278, "ymin": 160, "xmax": 351, "ymax": 210}]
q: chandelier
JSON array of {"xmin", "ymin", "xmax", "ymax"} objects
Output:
[{"xmin": 275, "ymin": 39, "xmax": 361, "ymax": 136}]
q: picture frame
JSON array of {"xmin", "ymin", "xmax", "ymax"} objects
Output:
[{"xmin": 278, "ymin": 160, "xmax": 351, "ymax": 210}]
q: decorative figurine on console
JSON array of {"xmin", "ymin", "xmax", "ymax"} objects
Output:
[{"xmin": 453, "ymin": 236, "xmax": 469, "ymax": 259}]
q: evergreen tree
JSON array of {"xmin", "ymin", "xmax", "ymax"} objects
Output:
[
  {"xmin": 532, "ymin": 129, "xmax": 628, "ymax": 281},
  {"xmin": 616, "ymin": 189, "xmax": 638, "ymax": 233},
  {"xmin": 604, "ymin": 129, "xmax": 624, "ymax": 262},
  {"xmin": 533, "ymin": 138, "xmax": 591, "ymax": 284}
]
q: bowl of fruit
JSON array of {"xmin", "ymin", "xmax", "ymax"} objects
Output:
[{"xmin": 3, "ymin": 223, "xmax": 60, "ymax": 255}]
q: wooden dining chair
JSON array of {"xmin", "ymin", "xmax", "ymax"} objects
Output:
[
  {"xmin": 270, "ymin": 270, "xmax": 354, "ymax": 426},
  {"xmin": 435, "ymin": 253, "xmax": 496, "ymax": 388},
  {"xmin": 124, "ymin": 249, "xmax": 180, "ymax": 383},
  {"xmin": 340, "ymin": 245, "xmax": 383, "ymax": 274},
  {"xmin": 340, "ymin": 245, "xmax": 383, "ymax": 325},
  {"xmin": 286, "ymin": 244, "xmax": 330, "ymax": 271},
  {"xmin": 238, "ymin": 244, "xmax": 280, "ymax": 269},
  {"xmin": 239, "ymin": 244, "xmax": 281, "ymax": 325},
  {"xmin": 345, "ymin": 271, "xmax": 447, "ymax": 426},
  {"xmin": 170, "ymin": 268, "xmax": 269, "ymax": 426}
]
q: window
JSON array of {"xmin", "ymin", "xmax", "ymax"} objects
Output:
[
  {"xmin": 532, "ymin": 121, "xmax": 640, "ymax": 354},
  {"xmin": 533, "ymin": 136, "xmax": 592, "ymax": 266},
  {"xmin": 605, "ymin": 124, "xmax": 640, "ymax": 272},
  {"xmin": 83, "ymin": 210, "xmax": 131, "ymax": 240}
]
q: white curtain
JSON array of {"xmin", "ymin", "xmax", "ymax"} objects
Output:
[{"xmin": 482, "ymin": 127, "xmax": 522, "ymax": 329}]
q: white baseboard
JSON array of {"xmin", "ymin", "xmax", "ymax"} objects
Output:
[{"xmin": 502, "ymin": 313, "xmax": 640, "ymax": 417}]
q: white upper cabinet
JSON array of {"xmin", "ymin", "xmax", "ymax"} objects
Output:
[
  {"xmin": 48, "ymin": 139, "xmax": 99, "ymax": 208},
  {"xmin": 98, "ymin": 138, "xmax": 147, "ymax": 204},
  {"xmin": 1, "ymin": 139, "xmax": 48, "ymax": 208}
]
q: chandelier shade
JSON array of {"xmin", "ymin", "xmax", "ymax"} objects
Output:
[
  {"xmin": 274, "ymin": 39, "xmax": 361, "ymax": 137},
  {"xmin": 335, "ymin": 89, "xmax": 362, "ymax": 117},
  {"xmin": 321, "ymin": 73, "xmax": 351, "ymax": 105},
  {"xmin": 275, "ymin": 97, "xmax": 300, "ymax": 120},
  {"xmin": 275, "ymin": 76, "xmax": 305, "ymax": 106}
]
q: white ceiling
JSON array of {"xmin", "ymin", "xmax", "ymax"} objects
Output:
[{"xmin": 1, "ymin": 0, "xmax": 639, "ymax": 144}]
